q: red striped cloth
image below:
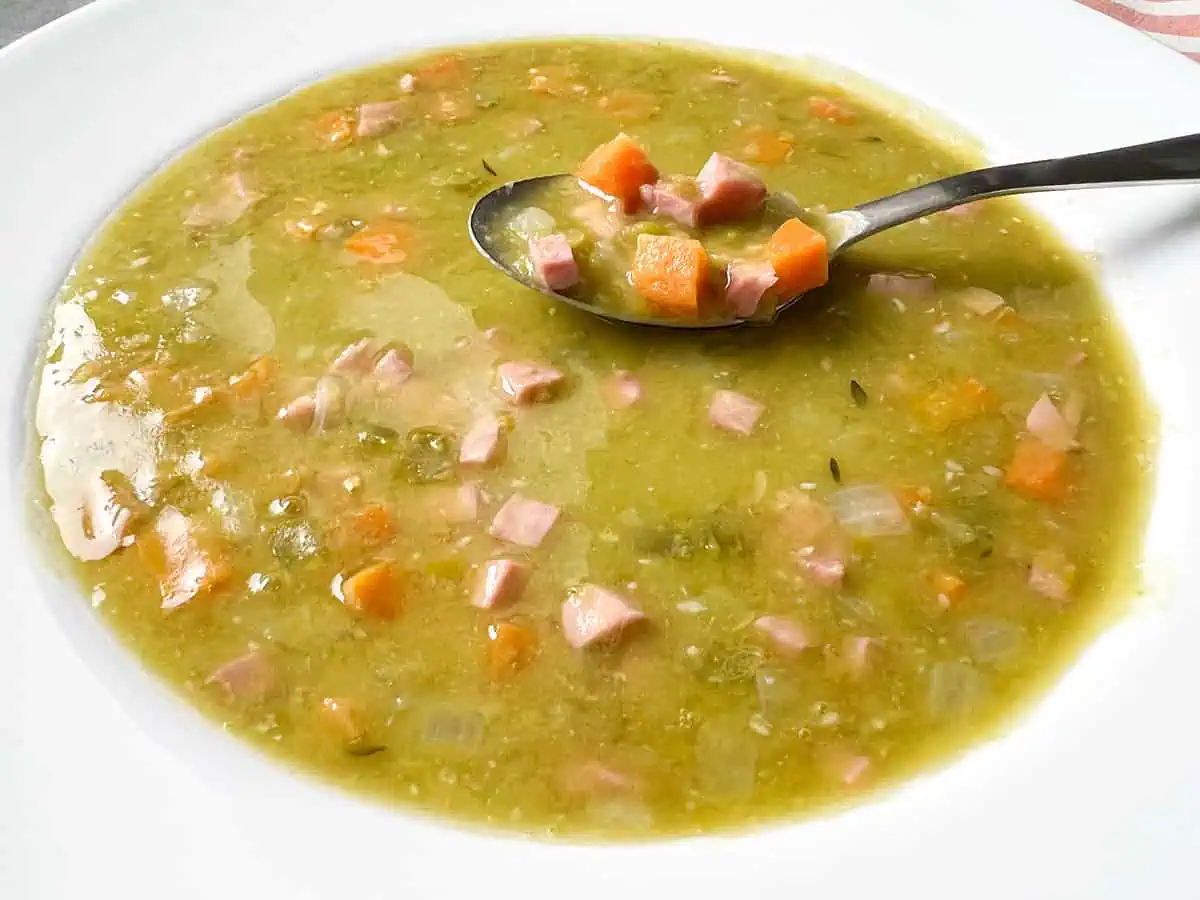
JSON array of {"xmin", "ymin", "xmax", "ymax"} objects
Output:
[{"xmin": 1078, "ymin": 0, "xmax": 1200, "ymax": 61}]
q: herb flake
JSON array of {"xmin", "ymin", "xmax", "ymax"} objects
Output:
[
  {"xmin": 850, "ymin": 379, "xmax": 868, "ymax": 408},
  {"xmin": 829, "ymin": 457, "xmax": 843, "ymax": 484},
  {"xmin": 481, "ymin": 158, "xmax": 497, "ymax": 176}
]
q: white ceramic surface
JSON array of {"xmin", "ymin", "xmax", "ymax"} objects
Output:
[{"xmin": 2, "ymin": 1, "xmax": 1199, "ymax": 897}]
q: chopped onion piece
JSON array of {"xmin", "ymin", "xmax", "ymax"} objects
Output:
[
  {"xmin": 310, "ymin": 375, "xmax": 348, "ymax": 433},
  {"xmin": 958, "ymin": 287, "xmax": 1005, "ymax": 317},
  {"xmin": 866, "ymin": 272, "xmax": 935, "ymax": 299},
  {"xmin": 828, "ymin": 485, "xmax": 910, "ymax": 537},
  {"xmin": 508, "ymin": 206, "xmax": 557, "ymax": 241}
]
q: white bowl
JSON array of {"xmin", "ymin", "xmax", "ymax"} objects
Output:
[{"xmin": 2, "ymin": 1, "xmax": 1199, "ymax": 897}]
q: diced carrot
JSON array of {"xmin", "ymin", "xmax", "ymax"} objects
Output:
[
  {"xmin": 228, "ymin": 355, "xmax": 278, "ymax": 399},
  {"xmin": 351, "ymin": 504, "xmax": 394, "ymax": 547},
  {"xmin": 736, "ymin": 124, "xmax": 794, "ymax": 165},
  {"xmin": 319, "ymin": 697, "xmax": 367, "ymax": 743},
  {"xmin": 597, "ymin": 88, "xmax": 658, "ymax": 123},
  {"xmin": 1005, "ymin": 438, "xmax": 1070, "ymax": 502},
  {"xmin": 929, "ymin": 570, "xmax": 967, "ymax": 606},
  {"xmin": 527, "ymin": 64, "xmax": 581, "ymax": 97},
  {"xmin": 577, "ymin": 133, "xmax": 659, "ymax": 212},
  {"xmin": 341, "ymin": 562, "xmax": 399, "ymax": 619},
  {"xmin": 895, "ymin": 484, "xmax": 934, "ymax": 509},
  {"xmin": 314, "ymin": 110, "xmax": 356, "ymax": 147},
  {"xmin": 766, "ymin": 218, "xmax": 830, "ymax": 297},
  {"xmin": 486, "ymin": 622, "xmax": 537, "ymax": 679},
  {"xmin": 809, "ymin": 95, "xmax": 857, "ymax": 125},
  {"xmin": 344, "ymin": 221, "xmax": 416, "ymax": 265},
  {"xmin": 415, "ymin": 54, "xmax": 470, "ymax": 89},
  {"xmin": 916, "ymin": 378, "xmax": 991, "ymax": 432},
  {"xmin": 632, "ymin": 234, "xmax": 709, "ymax": 316}
]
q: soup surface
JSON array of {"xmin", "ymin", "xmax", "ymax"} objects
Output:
[{"xmin": 32, "ymin": 39, "xmax": 1152, "ymax": 837}]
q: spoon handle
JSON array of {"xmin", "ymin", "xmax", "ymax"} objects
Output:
[{"xmin": 836, "ymin": 132, "xmax": 1200, "ymax": 250}]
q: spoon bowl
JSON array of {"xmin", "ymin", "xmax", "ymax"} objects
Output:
[{"xmin": 469, "ymin": 133, "xmax": 1200, "ymax": 329}]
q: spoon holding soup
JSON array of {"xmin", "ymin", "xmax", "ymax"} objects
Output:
[{"xmin": 469, "ymin": 131, "xmax": 1200, "ymax": 329}]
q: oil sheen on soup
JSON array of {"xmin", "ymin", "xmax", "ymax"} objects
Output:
[{"xmin": 32, "ymin": 40, "xmax": 1153, "ymax": 837}]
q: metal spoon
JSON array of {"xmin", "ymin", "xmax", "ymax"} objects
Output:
[{"xmin": 469, "ymin": 132, "xmax": 1200, "ymax": 330}]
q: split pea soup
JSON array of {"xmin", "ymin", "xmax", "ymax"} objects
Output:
[{"xmin": 32, "ymin": 39, "xmax": 1153, "ymax": 838}]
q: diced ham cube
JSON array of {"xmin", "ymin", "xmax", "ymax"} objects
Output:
[
  {"xmin": 372, "ymin": 347, "xmax": 414, "ymax": 386},
  {"xmin": 528, "ymin": 233, "xmax": 580, "ymax": 291},
  {"xmin": 429, "ymin": 483, "xmax": 482, "ymax": 524},
  {"xmin": 472, "ymin": 558, "xmax": 530, "ymax": 609},
  {"xmin": 1028, "ymin": 550, "xmax": 1075, "ymax": 601},
  {"xmin": 770, "ymin": 489, "xmax": 850, "ymax": 588},
  {"xmin": 754, "ymin": 615, "xmax": 813, "ymax": 655},
  {"xmin": 331, "ymin": 337, "xmax": 379, "ymax": 375},
  {"xmin": 207, "ymin": 648, "xmax": 275, "ymax": 704},
  {"xmin": 459, "ymin": 414, "xmax": 505, "ymax": 466},
  {"xmin": 725, "ymin": 260, "xmax": 778, "ymax": 318},
  {"xmin": 558, "ymin": 759, "xmax": 640, "ymax": 796},
  {"xmin": 639, "ymin": 180, "xmax": 699, "ymax": 228},
  {"xmin": 709, "ymin": 389, "xmax": 764, "ymax": 435},
  {"xmin": 356, "ymin": 100, "xmax": 406, "ymax": 138},
  {"xmin": 823, "ymin": 751, "xmax": 871, "ymax": 785},
  {"xmin": 277, "ymin": 394, "xmax": 317, "ymax": 431},
  {"xmin": 561, "ymin": 584, "xmax": 645, "ymax": 649},
  {"xmin": 601, "ymin": 370, "xmax": 643, "ymax": 409},
  {"xmin": 695, "ymin": 152, "xmax": 766, "ymax": 224},
  {"xmin": 798, "ymin": 553, "xmax": 846, "ymax": 588},
  {"xmin": 183, "ymin": 172, "xmax": 264, "ymax": 228},
  {"xmin": 497, "ymin": 360, "xmax": 565, "ymax": 405},
  {"xmin": 490, "ymin": 495, "xmax": 560, "ymax": 547},
  {"xmin": 1026, "ymin": 393, "xmax": 1080, "ymax": 452},
  {"xmin": 837, "ymin": 635, "xmax": 875, "ymax": 678}
]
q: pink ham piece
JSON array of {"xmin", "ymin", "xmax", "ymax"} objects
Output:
[
  {"xmin": 1028, "ymin": 551, "xmax": 1075, "ymax": 601},
  {"xmin": 372, "ymin": 346, "xmax": 414, "ymax": 386},
  {"xmin": 183, "ymin": 172, "xmax": 263, "ymax": 228},
  {"xmin": 497, "ymin": 360, "xmax": 565, "ymax": 405},
  {"xmin": 331, "ymin": 338, "xmax": 379, "ymax": 375},
  {"xmin": 725, "ymin": 260, "xmax": 779, "ymax": 318},
  {"xmin": 561, "ymin": 584, "xmax": 645, "ymax": 649},
  {"xmin": 558, "ymin": 759, "xmax": 640, "ymax": 796},
  {"xmin": 754, "ymin": 615, "xmax": 813, "ymax": 656},
  {"xmin": 639, "ymin": 180, "xmax": 699, "ymax": 228},
  {"xmin": 771, "ymin": 489, "xmax": 850, "ymax": 589},
  {"xmin": 459, "ymin": 414, "xmax": 505, "ymax": 466},
  {"xmin": 695, "ymin": 153, "xmax": 767, "ymax": 224},
  {"xmin": 799, "ymin": 554, "xmax": 846, "ymax": 587},
  {"xmin": 277, "ymin": 394, "xmax": 317, "ymax": 431},
  {"xmin": 601, "ymin": 370, "xmax": 643, "ymax": 409},
  {"xmin": 207, "ymin": 648, "xmax": 275, "ymax": 704},
  {"xmin": 822, "ymin": 750, "xmax": 871, "ymax": 786},
  {"xmin": 490, "ymin": 495, "xmax": 560, "ymax": 547},
  {"xmin": 830, "ymin": 635, "xmax": 875, "ymax": 679},
  {"xmin": 866, "ymin": 272, "xmax": 935, "ymax": 299},
  {"xmin": 709, "ymin": 389, "xmax": 764, "ymax": 435},
  {"xmin": 472, "ymin": 558, "xmax": 530, "ymax": 609},
  {"xmin": 356, "ymin": 100, "xmax": 406, "ymax": 138},
  {"xmin": 428, "ymin": 483, "xmax": 482, "ymax": 524},
  {"xmin": 528, "ymin": 233, "xmax": 580, "ymax": 291},
  {"xmin": 1026, "ymin": 393, "xmax": 1081, "ymax": 452}
]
